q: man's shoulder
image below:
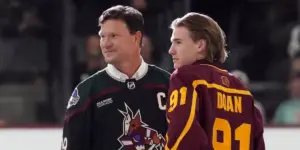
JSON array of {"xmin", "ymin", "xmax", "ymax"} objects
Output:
[
  {"xmin": 77, "ymin": 68, "xmax": 107, "ymax": 89},
  {"xmin": 148, "ymin": 64, "xmax": 171, "ymax": 77},
  {"xmin": 147, "ymin": 65, "xmax": 171, "ymax": 85},
  {"xmin": 66, "ymin": 68, "xmax": 109, "ymax": 111},
  {"xmin": 171, "ymin": 64, "xmax": 248, "ymax": 90},
  {"xmin": 170, "ymin": 64, "xmax": 209, "ymax": 83}
]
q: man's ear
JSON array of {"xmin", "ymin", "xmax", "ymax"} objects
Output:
[
  {"xmin": 134, "ymin": 31, "xmax": 142, "ymax": 46},
  {"xmin": 197, "ymin": 39, "xmax": 206, "ymax": 52}
]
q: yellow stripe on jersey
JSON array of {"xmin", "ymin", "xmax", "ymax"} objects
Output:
[
  {"xmin": 165, "ymin": 133, "xmax": 170, "ymax": 150},
  {"xmin": 199, "ymin": 64, "xmax": 228, "ymax": 72},
  {"xmin": 169, "ymin": 81, "xmax": 200, "ymax": 150},
  {"xmin": 193, "ymin": 80, "xmax": 252, "ymax": 96}
]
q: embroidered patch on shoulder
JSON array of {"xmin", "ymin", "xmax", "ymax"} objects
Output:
[{"xmin": 67, "ymin": 88, "xmax": 80, "ymax": 109}]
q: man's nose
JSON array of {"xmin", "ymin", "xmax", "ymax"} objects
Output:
[{"xmin": 101, "ymin": 39, "xmax": 113, "ymax": 49}]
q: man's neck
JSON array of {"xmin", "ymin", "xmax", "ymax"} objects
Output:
[{"xmin": 115, "ymin": 57, "xmax": 142, "ymax": 78}]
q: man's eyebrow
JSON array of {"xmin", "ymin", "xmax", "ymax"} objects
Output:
[{"xmin": 171, "ymin": 38, "xmax": 181, "ymax": 42}]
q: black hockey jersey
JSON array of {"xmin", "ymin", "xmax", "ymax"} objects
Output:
[{"xmin": 61, "ymin": 61, "xmax": 170, "ymax": 150}]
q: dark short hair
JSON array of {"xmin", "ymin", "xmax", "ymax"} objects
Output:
[{"xmin": 99, "ymin": 5, "xmax": 144, "ymax": 35}]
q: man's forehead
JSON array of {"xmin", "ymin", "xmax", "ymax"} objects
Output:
[
  {"xmin": 102, "ymin": 19, "xmax": 127, "ymax": 26},
  {"xmin": 171, "ymin": 27, "xmax": 191, "ymax": 40},
  {"xmin": 171, "ymin": 30, "xmax": 184, "ymax": 41},
  {"xmin": 99, "ymin": 20, "xmax": 128, "ymax": 33}
]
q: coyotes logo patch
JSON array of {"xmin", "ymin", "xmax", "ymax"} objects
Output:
[{"xmin": 118, "ymin": 103, "xmax": 165, "ymax": 150}]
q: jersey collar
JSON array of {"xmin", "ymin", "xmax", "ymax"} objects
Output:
[
  {"xmin": 193, "ymin": 59, "xmax": 225, "ymax": 71},
  {"xmin": 106, "ymin": 59, "xmax": 148, "ymax": 82}
]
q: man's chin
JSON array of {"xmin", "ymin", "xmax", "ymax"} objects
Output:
[
  {"xmin": 104, "ymin": 57, "xmax": 115, "ymax": 64},
  {"xmin": 174, "ymin": 64, "xmax": 181, "ymax": 70}
]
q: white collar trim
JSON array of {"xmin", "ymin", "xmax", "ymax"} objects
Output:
[{"xmin": 106, "ymin": 60, "xmax": 148, "ymax": 82}]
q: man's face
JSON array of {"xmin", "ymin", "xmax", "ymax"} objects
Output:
[
  {"xmin": 99, "ymin": 19, "xmax": 138, "ymax": 64},
  {"xmin": 169, "ymin": 27, "xmax": 200, "ymax": 69}
]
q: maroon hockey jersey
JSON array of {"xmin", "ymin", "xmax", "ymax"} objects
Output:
[{"xmin": 165, "ymin": 60, "xmax": 265, "ymax": 150}]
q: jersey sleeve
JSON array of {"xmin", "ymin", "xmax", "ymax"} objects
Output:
[
  {"xmin": 165, "ymin": 72, "xmax": 208, "ymax": 150},
  {"xmin": 253, "ymin": 106, "xmax": 265, "ymax": 150},
  {"xmin": 61, "ymin": 84, "xmax": 92, "ymax": 150}
]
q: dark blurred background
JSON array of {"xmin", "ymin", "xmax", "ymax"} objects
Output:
[{"xmin": 0, "ymin": 0, "xmax": 300, "ymax": 126}]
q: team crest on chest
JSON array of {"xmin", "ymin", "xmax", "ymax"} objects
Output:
[{"xmin": 118, "ymin": 103, "xmax": 165, "ymax": 150}]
